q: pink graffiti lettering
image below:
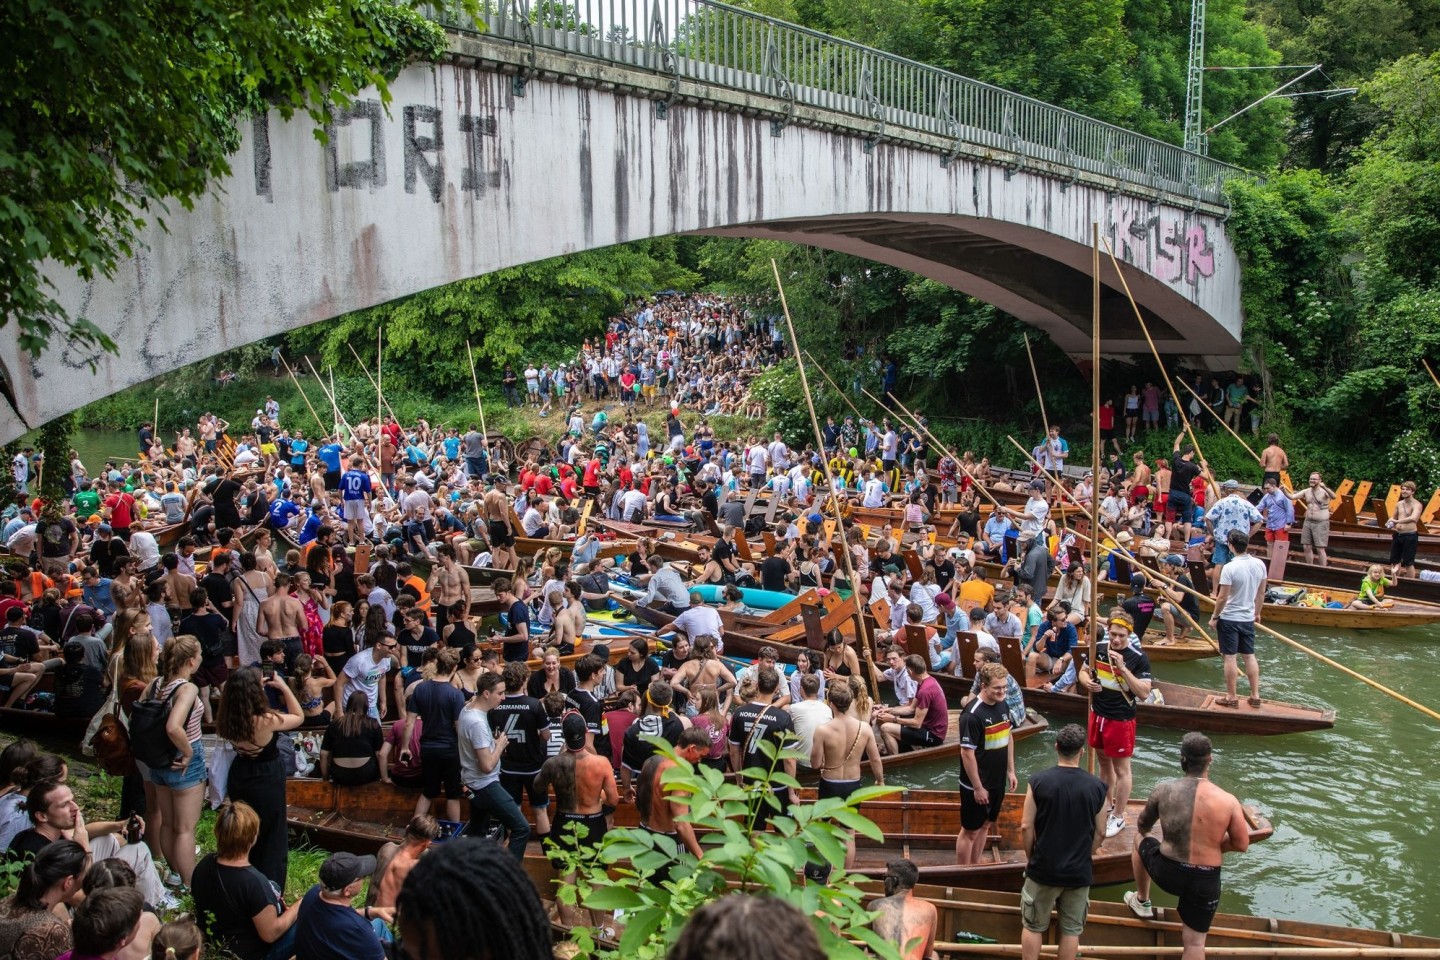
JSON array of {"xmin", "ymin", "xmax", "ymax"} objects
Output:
[
  {"xmin": 1156, "ymin": 221, "xmax": 1183, "ymax": 283},
  {"xmin": 1185, "ymin": 225, "xmax": 1215, "ymax": 283}
]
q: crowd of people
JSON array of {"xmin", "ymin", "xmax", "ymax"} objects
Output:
[{"xmin": 0, "ymin": 290, "xmax": 1374, "ymax": 960}]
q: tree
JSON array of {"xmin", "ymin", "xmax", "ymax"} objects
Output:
[{"xmin": 0, "ymin": 0, "xmax": 447, "ymax": 359}]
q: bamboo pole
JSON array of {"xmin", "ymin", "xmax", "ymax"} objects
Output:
[
  {"xmin": 771, "ymin": 260, "xmax": 880, "ymax": 700},
  {"xmin": 344, "ymin": 342, "xmax": 401, "ymax": 426},
  {"xmin": 281, "ymin": 356, "xmax": 328, "ymax": 433},
  {"xmin": 1087, "ymin": 222, "xmax": 1102, "ymax": 773},
  {"xmin": 377, "ymin": 327, "xmax": 384, "ymax": 429},
  {"xmin": 465, "ymin": 340, "xmax": 490, "ymax": 440},
  {"xmin": 328, "ymin": 366, "xmax": 343, "ymax": 438},
  {"xmin": 800, "ymin": 348, "xmax": 871, "ymax": 422},
  {"xmin": 1005, "ymin": 435, "xmax": 1440, "ymax": 723},
  {"xmin": 1423, "ymin": 358, "xmax": 1440, "ymax": 391},
  {"xmin": 1098, "ymin": 237, "xmax": 1217, "ymax": 502},
  {"xmin": 1022, "ymin": 333, "xmax": 1051, "ymax": 442},
  {"xmin": 861, "ymin": 387, "xmax": 1005, "ymax": 512},
  {"xmin": 153, "ymin": 396, "xmax": 160, "ymax": 441},
  {"xmin": 1181, "ymin": 379, "xmax": 1262, "ymax": 464},
  {"xmin": 303, "ymin": 357, "xmax": 355, "ymax": 440}
]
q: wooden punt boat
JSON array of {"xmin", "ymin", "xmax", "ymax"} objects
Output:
[
  {"xmin": 284, "ymin": 780, "xmax": 1271, "ymax": 892},
  {"xmin": 1253, "ymin": 552, "xmax": 1440, "ymax": 605},
  {"xmin": 0, "ymin": 706, "xmax": 90, "ymax": 739},
  {"xmin": 890, "ymin": 883, "xmax": 1440, "ymax": 958}
]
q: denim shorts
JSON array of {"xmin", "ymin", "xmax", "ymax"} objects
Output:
[
  {"xmin": 1211, "ymin": 542, "xmax": 1234, "ymax": 565},
  {"xmin": 149, "ymin": 739, "xmax": 207, "ymax": 790}
]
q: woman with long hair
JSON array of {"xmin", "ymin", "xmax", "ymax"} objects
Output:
[
  {"xmin": 450, "ymin": 643, "xmax": 484, "ymax": 699},
  {"xmin": 360, "ymin": 603, "xmax": 389, "ymax": 652},
  {"xmin": 148, "ymin": 635, "xmax": 207, "ymax": 889},
  {"xmin": 288, "ymin": 653, "xmax": 336, "ymax": 726},
  {"xmin": 318, "ymin": 691, "xmax": 384, "ymax": 786},
  {"xmin": 788, "ymin": 649, "xmax": 827, "ymax": 704},
  {"xmin": 289, "ymin": 571, "xmax": 326, "ymax": 657},
  {"xmin": 440, "ymin": 601, "xmax": 475, "ymax": 650},
  {"xmin": 320, "ymin": 601, "xmax": 356, "ymax": 680},
  {"xmin": 687, "ymin": 685, "xmax": 731, "ymax": 772},
  {"xmin": 0, "ymin": 839, "xmax": 88, "ymax": 960},
  {"xmin": 231, "ymin": 552, "xmax": 270, "ymax": 666},
  {"xmin": 109, "ymin": 611, "xmax": 162, "ymax": 849},
  {"xmin": 215, "ymin": 666, "xmax": 302, "ymax": 889}
]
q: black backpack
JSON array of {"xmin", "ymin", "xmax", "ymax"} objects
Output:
[{"xmin": 127, "ymin": 679, "xmax": 182, "ymax": 769}]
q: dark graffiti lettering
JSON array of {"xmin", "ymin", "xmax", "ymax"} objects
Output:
[
  {"xmin": 404, "ymin": 105, "xmax": 445, "ymax": 202},
  {"xmin": 252, "ymin": 114, "xmax": 272, "ymax": 200},
  {"xmin": 325, "ymin": 99, "xmax": 387, "ymax": 192},
  {"xmin": 459, "ymin": 114, "xmax": 501, "ymax": 192}
]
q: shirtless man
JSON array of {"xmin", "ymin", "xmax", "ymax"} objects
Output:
[
  {"xmin": 427, "ymin": 544, "xmax": 469, "ymax": 635},
  {"xmin": 1125, "ymin": 733, "xmax": 1254, "ymax": 960},
  {"xmin": 370, "ymin": 815, "xmax": 439, "ymax": 910},
  {"xmin": 546, "ymin": 591, "xmax": 579, "ymax": 654},
  {"xmin": 162, "ymin": 554, "xmax": 197, "ymax": 618},
  {"xmin": 1288, "ymin": 473, "xmax": 1335, "ymax": 566},
  {"xmin": 483, "ymin": 489, "xmax": 517, "ymax": 571},
  {"xmin": 1388, "ymin": 481, "xmax": 1423, "ymax": 580},
  {"xmin": 636, "ymin": 727, "xmax": 708, "ymax": 884},
  {"xmin": 810, "ymin": 683, "xmax": 884, "ymax": 871},
  {"xmin": 869, "ymin": 858, "xmax": 938, "ymax": 960},
  {"xmin": 535, "ymin": 714, "xmax": 620, "ymax": 923},
  {"xmin": 669, "ymin": 636, "xmax": 735, "ymax": 706},
  {"xmin": 257, "ymin": 571, "xmax": 309, "ymax": 671},
  {"xmin": 1258, "ymin": 434, "xmax": 1288, "ymax": 488}
]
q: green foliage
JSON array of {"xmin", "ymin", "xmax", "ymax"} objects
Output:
[
  {"xmin": 0, "ymin": 0, "xmax": 447, "ymax": 359},
  {"xmin": 551, "ymin": 737, "xmax": 901, "ymax": 960}
]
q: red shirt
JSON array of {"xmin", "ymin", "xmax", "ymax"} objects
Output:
[
  {"xmin": 583, "ymin": 460, "xmax": 601, "ymax": 487},
  {"xmin": 915, "ymin": 675, "xmax": 949, "ymax": 741},
  {"xmin": 560, "ymin": 477, "xmax": 578, "ymax": 500},
  {"xmin": 1098, "ymin": 405, "xmax": 1115, "ymax": 430},
  {"xmin": 520, "ymin": 470, "xmax": 536, "ymax": 491},
  {"xmin": 532, "ymin": 474, "xmax": 554, "ymax": 497},
  {"xmin": 618, "ymin": 466, "xmax": 633, "ymax": 488},
  {"xmin": 1191, "ymin": 476, "xmax": 1207, "ymax": 507},
  {"xmin": 104, "ymin": 492, "xmax": 135, "ymax": 529},
  {"xmin": 382, "ymin": 422, "xmax": 403, "ymax": 447}
]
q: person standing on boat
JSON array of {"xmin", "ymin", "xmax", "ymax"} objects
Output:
[
  {"xmin": 956, "ymin": 662, "xmax": 1016, "ymax": 865},
  {"xmin": 1203, "ymin": 480, "xmax": 1262, "ymax": 594},
  {"xmin": 1125, "ymin": 733, "xmax": 1254, "ymax": 960},
  {"xmin": 1258, "ymin": 435, "xmax": 1288, "ymax": 488},
  {"xmin": 1209, "ymin": 530, "xmax": 1266, "ymax": 709},
  {"xmin": 1257, "ymin": 478, "xmax": 1295, "ymax": 582},
  {"xmin": 457, "ymin": 672, "xmax": 529, "ymax": 859},
  {"xmin": 1019, "ymin": 723, "xmax": 1108, "ymax": 960},
  {"xmin": 1288, "ymin": 473, "xmax": 1334, "ymax": 567},
  {"xmin": 1077, "ymin": 613, "xmax": 1152, "ymax": 839},
  {"xmin": 1388, "ymin": 481, "xmax": 1423, "ymax": 580}
]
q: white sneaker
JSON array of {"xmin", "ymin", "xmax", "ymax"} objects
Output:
[
  {"xmin": 1105, "ymin": 813, "xmax": 1126, "ymax": 838},
  {"xmin": 1125, "ymin": 890, "xmax": 1155, "ymax": 919}
]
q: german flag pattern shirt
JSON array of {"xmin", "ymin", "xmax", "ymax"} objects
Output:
[{"xmin": 959, "ymin": 697, "xmax": 1013, "ymax": 791}]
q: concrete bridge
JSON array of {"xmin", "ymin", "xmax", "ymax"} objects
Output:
[{"xmin": 0, "ymin": 0, "xmax": 1246, "ymax": 442}]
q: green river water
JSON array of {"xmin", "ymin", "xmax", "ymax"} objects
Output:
[{"xmin": 60, "ymin": 429, "xmax": 1440, "ymax": 938}]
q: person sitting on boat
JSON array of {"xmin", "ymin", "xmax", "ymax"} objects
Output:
[
  {"xmin": 735, "ymin": 646, "xmax": 792, "ymax": 708},
  {"xmin": 1350, "ymin": 564, "xmax": 1395, "ymax": 609},
  {"xmin": 871, "ymin": 652, "xmax": 939, "ymax": 756},
  {"xmin": 1154, "ymin": 555, "xmax": 1200, "ymax": 644},
  {"xmin": 638, "ymin": 556, "xmax": 692, "ymax": 617},
  {"xmin": 1027, "ymin": 606, "xmax": 1078, "ymax": 680},
  {"xmin": 867, "ymin": 858, "xmax": 938, "ymax": 960},
  {"xmin": 671, "ymin": 591, "xmax": 724, "ymax": 644}
]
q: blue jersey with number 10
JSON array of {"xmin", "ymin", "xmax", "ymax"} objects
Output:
[{"xmin": 340, "ymin": 470, "xmax": 372, "ymax": 501}]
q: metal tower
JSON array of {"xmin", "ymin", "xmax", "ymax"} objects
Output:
[{"xmin": 1183, "ymin": 0, "xmax": 1207, "ymax": 154}]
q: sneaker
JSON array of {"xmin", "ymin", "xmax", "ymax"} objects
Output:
[
  {"xmin": 1125, "ymin": 891, "xmax": 1155, "ymax": 919},
  {"xmin": 1105, "ymin": 814, "xmax": 1126, "ymax": 838},
  {"xmin": 163, "ymin": 871, "xmax": 183, "ymax": 888}
]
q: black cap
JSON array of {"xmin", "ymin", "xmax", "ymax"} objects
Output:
[
  {"xmin": 319, "ymin": 852, "xmax": 377, "ymax": 890},
  {"xmin": 562, "ymin": 713, "xmax": 589, "ymax": 750},
  {"xmin": 1130, "ymin": 571, "xmax": 1148, "ymax": 593}
]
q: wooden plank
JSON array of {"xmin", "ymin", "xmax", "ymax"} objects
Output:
[
  {"xmin": 762, "ymin": 588, "xmax": 822, "ymax": 625},
  {"xmin": 1371, "ymin": 499, "xmax": 1390, "ymax": 527},
  {"xmin": 762, "ymin": 531, "xmax": 777, "ymax": 556},
  {"xmin": 1385, "ymin": 484, "xmax": 1401, "ymax": 519},
  {"xmin": 902, "ymin": 549, "xmax": 925, "ymax": 581},
  {"xmin": 1423, "ymin": 488, "xmax": 1440, "ymax": 525},
  {"xmin": 998, "ymin": 635, "xmax": 1028, "ymax": 685},
  {"xmin": 763, "ymin": 492, "xmax": 780, "ymax": 525},
  {"xmin": 801, "ymin": 604, "xmax": 828, "ymax": 652},
  {"xmin": 1331, "ymin": 498, "xmax": 1357, "ymax": 524},
  {"xmin": 1279, "ymin": 469, "xmax": 1295, "ymax": 493},
  {"xmin": 576, "ymin": 499, "xmax": 593, "ymax": 536},
  {"xmin": 903, "ymin": 623, "xmax": 931, "ymax": 660},
  {"xmin": 734, "ymin": 530, "xmax": 755, "ymax": 562},
  {"xmin": 1329, "ymin": 479, "xmax": 1355, "ymax": 510},
  {"xmin": 818, "ymin": 595, "xmax": 859, "ymax": 634},
  {"xmin": 1351, "ymin": 480, "xmax": 1373, "ymax": 515}
]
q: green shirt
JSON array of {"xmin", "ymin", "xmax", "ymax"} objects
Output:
[{"xmin": 73, "ymin": 489, "xmax": 101, "ymax": 519}]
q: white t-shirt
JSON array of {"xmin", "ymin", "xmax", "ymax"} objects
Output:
[
  {"xmin": 747, "ymin": 445, "xmax": 768, "ymax": 474},
  {"xmin": 341, "ymin": 650, "xmax": 394, "ymax": 718},
  {"xmin": 862, "ymin": 479, "xmax": 887, "ymax": 509},
  {"xmin": 457, "ymin": 706, "xmax": 500, "ymax": 789},
  {"xmin": 672, "ymin": 604, "xmax": 724, "ymax": 640},
  {"xmin": 1219, "ymin": 554, "xmax": 1268, "ymax": 622},
  {"xmin": 787, "ymin": 699, "xmax": 834, "ymax": 766},
  {"xmin": 882, "ymin": 666, "xmax": 919, "ymax": 704},
  {"xmin": 1019, "ymin": 497, "xmax": 1050, "ymax": 537}
]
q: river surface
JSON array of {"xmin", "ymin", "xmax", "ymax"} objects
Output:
[{"xmin": 59, "ymin": 430, "xmax": 1440, "ymax": 936}]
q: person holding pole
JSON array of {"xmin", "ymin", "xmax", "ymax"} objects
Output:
[{"xmin": 1077, "ymin": 613, "xmax": 1152, "ymax": 839}]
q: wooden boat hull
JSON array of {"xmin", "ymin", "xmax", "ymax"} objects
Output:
[{"xmin": 284, "ymin": 781, "xmax": 1271, "ymax": 894}]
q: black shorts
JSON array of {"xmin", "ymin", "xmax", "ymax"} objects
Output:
[
  {"xmin": 899, "ymin": 727, "xmax": 943, "ymax": 753},
  {"xmin": 1261, "ymin": 471, "xmax": 1281, "ymax": 488},
  {"xmin": 548, "ymin": 810, "xmax": 608, "ymax": 860},
  {"xmin": 1216, "ymin": 619, "xmax": 1255, "ymax": 656},
  {"xmin": 1138, "ymin": 836, "xmax": 1222, "ymax": 933},
  {"xmin": 420, "ymin": 750, "xmax": 462, "ymax": 799},
  {"xmin": 960, "ymin": 782, "xmax": 1004, "ymax": 830},
  {"xmin": 643, "ymin": 827, "xmax": 680, "ymax": 885},
  {"xmin": 1100, "ymin": 426, "xmax": 1115, "ymax": 440},
  {"xmin": 1391, "ymin": 531, "xmax": 1419, "ymax": 567},
  {"xmin": 324, "ymin": 470, "xmax": 342, "ymax": 491},
  {"xmin": 488, "ymin": 520, "xmax": 515, "ymax": 547},
  {"xmin": 500, "ymin": 769, "xmax": 549, "ymax": 808},
  {"xmin": 752, "ymin": 786, "xmax": 790, "ymax": 829},
  {"xmin": 818, "ymin": 778, "xmax": 860, "ymax": 801}
]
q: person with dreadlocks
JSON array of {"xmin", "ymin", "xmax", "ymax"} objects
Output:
[
  {"xmin": 534, "ymin": 714, "xmax": 618, "ymax": 923},
  {"xmin": 395, "ymin": 839, "xmax": 551, "ymax": 960},
  {"xmin": 619, "ymin": 681, "xmax": 687, "ymax": 804},
  {"xmin": 868, "ymin": 858, "xmax": 938, "ymax": 960}
]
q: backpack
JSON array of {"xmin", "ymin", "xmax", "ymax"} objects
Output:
[
  {"xmin": 84, "ymin": 660, "xmax": 137, "ymax": 776},
  {"xmin": 126, "ymin": 679, "xmax": 182, "ymax": 769}
]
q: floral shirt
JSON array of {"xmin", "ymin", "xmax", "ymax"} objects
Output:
[{"xmin": 1205, "ymin": 494, "xmax": 1263, "ymax": 541}]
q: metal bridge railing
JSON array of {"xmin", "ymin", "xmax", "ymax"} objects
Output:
[{"xmin": 430, "ymin": 0, "xmax": 1242, "ymax": 205}]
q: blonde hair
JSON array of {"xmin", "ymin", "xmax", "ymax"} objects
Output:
[
  {"xmin": 151, "ymin": 920, "xmax": 202, "ymax": 960},
  {"xmin": 157, "ymin": 635, "xmax": 200, "ymax": 679},
  {"xmin": 213, "ymin": 800, "xmax": 260, "ymax": 859}
]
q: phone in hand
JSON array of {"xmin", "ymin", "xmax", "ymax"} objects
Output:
[
  {"xmin": 126, "ymin": 815, "xmax": 143, "ymax": 844},
  {"xmin": 1094, "ymin": 639, "xmax": 1111, "ymax": 665},
  {"xmin": 262, "ymin": 662, "xmax": 276, "ymax": 680}
]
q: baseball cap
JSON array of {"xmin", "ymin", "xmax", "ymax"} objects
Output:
[
  {"xmin": 1018, "ymin": 529, "xmax": 1037, "ymax": 541},
  {"xmin": 807, "ymin": 513, "xmax": 824, "ymax": 525},
  {"xmin": 1028, "ymin": 479, "xmax": 1046, "ymax": 491},
  {"xmin": 1130, "ymin": 571, "xmax": 1148, "ymax": 592},
  {"xmin": 562, "ymin": 713, "xmax": 589, "ymax": 750},
  {"xmin": 935, "ymin": 592, "xmax": 955, "ymax": 611},
  {"xmin": 1163, "ymin": 553, "xmax": 1185, "ymax": 566},
  {"xmin": 319, "ymin": 852, "xmax": 377, "ymax": 890},
  {"xmin": 97, "ymin": 523, "xmax": 112, "ymax": 533}
]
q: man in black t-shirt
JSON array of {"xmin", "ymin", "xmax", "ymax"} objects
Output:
[
  {"xmin": 1078, "ymin": 613, "xmax": 1154, "ymax": 840},
  {"xmin": 89, "ymin": 525, "xmax": 130, "ymax": 579},
  {"xmin": 1120, "ymin": 573, "xmax": 1158, "ymax": 638},
  {"xmin": 489, "ymin": 662, "xmax": 552, "ymax": 838},
  {"xmin": 568, "ymin": 655, "xmax": 609, "ymax": 758},
  {"xmin": 1167, "ymin": 435, "xmax": 1203, "ymax": 539},
  {"xmin": 402, "ymin": 648, "xmax": 468, "ymax": 824},
  {"xmin": 759, "ymin": 551, "xmax": 793, "ymax": 593},
  {"xmin": 491, "ymin": 578, "xmax": 530, "ymax": 663},
  {"xmin": 201, "ymin": 552, "xmax": 236, "ymax": 625},
  {"xmin": 1019, "ymin": 723, "xmax": 1109, "ymax": 960},
  {"xmin": 727, "ymin": 667, "xmax": 797, "ymax": 828},
  {"xmin": 957, "ymin": 662, "xmax": 1016, "ymax": 864},
  {"xmin": 620, "ymin": 681, "xmax": 685, "ymax": 799},
  {"xmin": 0, "ymin": 607, "xmax": 51, "ymax": 708}
]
